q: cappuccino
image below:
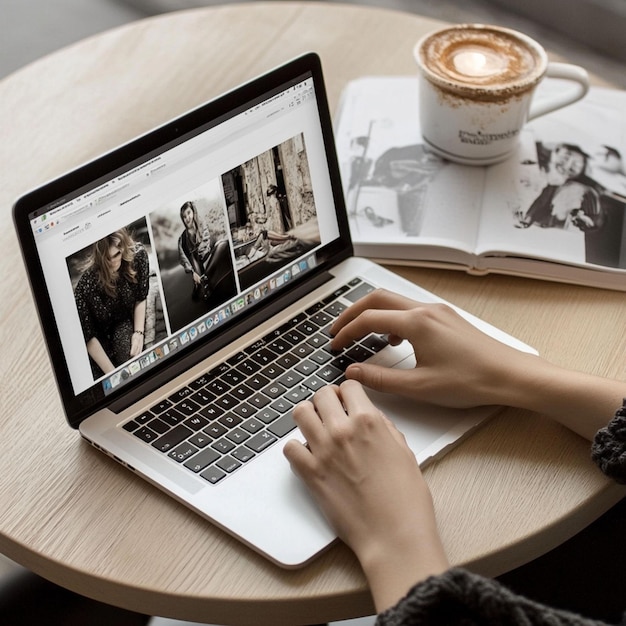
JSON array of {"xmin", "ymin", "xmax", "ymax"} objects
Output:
[
  {"xmin": 414, "ymin": 24, "xmax": 589, "ymax": 165},
  {"xmin": 418, "ymin": 26, "xmax": 544, "ymax": 99}
]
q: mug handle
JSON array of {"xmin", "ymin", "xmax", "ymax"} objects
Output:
[{"xmin": 528, "ymin": 62, "xmax": 589, "ymax": 120}]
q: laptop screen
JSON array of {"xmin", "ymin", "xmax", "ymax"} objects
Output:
[{"xmin": 14, "ymin": 54, "xmax": 351, "ymax": 426}]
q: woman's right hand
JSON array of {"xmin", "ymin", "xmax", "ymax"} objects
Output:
[{"xmin": 330, "ymin": 289, "xmax": 540, "ymax": 411}]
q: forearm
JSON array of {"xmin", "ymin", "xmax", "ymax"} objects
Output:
[
  {"xmin": 86, "ymin": 337, "xmax": 114, "ymax": 374},
  {"xmin": 492, "ymin": 352, "xmax": 626, "ymax": 441},
  {"xmin": 133, "ymin": 299, "xmax": 146, "ymax": 333}
]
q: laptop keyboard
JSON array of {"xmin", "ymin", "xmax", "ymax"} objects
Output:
[{"xmin": 122, "ymin": 278, "xmax": 387, "ymax": 485}]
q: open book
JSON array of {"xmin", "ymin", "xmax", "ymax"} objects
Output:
[{"xmin": 334, "ymin": 76, "xmax": 626, "ymax": 291}]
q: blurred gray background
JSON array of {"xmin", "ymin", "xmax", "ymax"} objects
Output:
[{"xmin": 2, "ymin": 0, "xmax": 626, "ymax": 86}]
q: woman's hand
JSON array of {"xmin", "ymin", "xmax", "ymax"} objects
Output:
[
  {"xmin": 130, "ymin": 331, "xmax": 143, "ymax": 357},
  {"xmin": 330, "ymin": 288, "xmax": 539, "ymax": 410},
  {"xmin": 283, "ymin": 381, "xmax": 448, "ymax": 612},
  {"xmin": 330, "ymin": 289, "xmax": 626, "ymax": 440}
]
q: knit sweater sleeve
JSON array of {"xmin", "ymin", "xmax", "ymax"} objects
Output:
[
  {"xmin": 375, "ymin": 568, "xmax": 614, "ymax": 626},
  {"xmin": 591, "ymin": 399, "xmax": 626, "ymax": 484}
]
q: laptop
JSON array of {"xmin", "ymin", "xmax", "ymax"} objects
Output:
[{"xmin": 12, "ymin": 52, "xmax": 535, "ymax": 568}]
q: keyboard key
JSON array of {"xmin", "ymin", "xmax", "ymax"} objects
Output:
[
  {"xmin": 189, "ymin": 373, "xmax": 213, "ymax": 389},
  {"xmin": 236, "ymin": 359, "xmax": 259, "ymax": 376},
  {"xmin": 160, "ymin": 408, "xmax": 186, "ymax": 427},
  {"xmin": 345, "ymin": 345, "xmax": 374, "ymax": 363},
  {"xmin": 176, "ymin": 398, "xmax": 202, "ymax": 416},
  {"xmin": 218, "ymin": 413, "xmax": 242, "ymax": 428},
  {"xmin": 200, "ymin": 465, "xmax": 226, "ymax": 484},
  {"xmin": 184, "ymin": 447, "xmax": 220, "ymax": 472},
  {"xmin": 306, "ymin": 333, "xmax": 327, "ymax": 348},
  {"xmin": 204, "ymin": 422, "xmax": 228, "ymax": 439},
  {"xmin": 262, "ymin": 382, "xmax": 287, "ymax": 399},
  {"xmin": 133, "ymin": 426, "xmax": 158, "ymax": 443},
  {"xmin": 211, "ymin": 437, "xmax": 235, "ymax": 454},
  {"xmin": 190, "ymin": 388, "xmax": 216, "ymax": 406},
  {"xmin": 135, "ymin": 411, "xmax": 155, "ymax": 425},
  {"xmin": 270, "ymin": 398, "xmax": 293, "ymax": 414},
  {"xmin": 275, "ymin": 353, "xmax": 299, "ymax": 369},
  {"xmin": 150, "ymin": 399, "xmax": 172, "ymax": 414},
  {"xmin": 267, "ymin": 412, "xmax": 297, "ymax": 437},
  {"xmin": 246, "ymin": 431, "xmax": 277, "ymax": 453},
  {"xmin": 302, "ymin": 375, "xmax": 326, "ymax": 392},
  {"xmin": 292, "ymin": 343, "xmax": 314, "ymax": 358},
  {"xmin": 215, "ymin": 394, "xmax": 239, "ymax": 411},
  {"xmin": 226, "ymin": 428, "xmax": 250, "ymax": 444},
  {"xmin": 248, "ymin": 393, "xmax": 271, "ymax": 409},
  {"xmin": 241, "ymin": 417, "xmax": 264, "ymax": 434},
  {"xmin": 310, "ymin": 311, "xmax": 333, "ymax": 326},
  {"xmin": 168, "ymin": 387, "xmax": 193, "ymax": 403},
  {"xmin": 184, "ymin": 415, "xmax": 209, "ymax": 431},
  {"xmin": 345, "ymin": 281, "xmax": 375, "ymax": 302},
  {"xmin": 221, "ymin": 369, "xmax": 247, "ymax": 386},
  {"xmin": 267, "ymin": 337, "xmax": 291, "ymax": 354},
  {"xmin": 147, "ymin": 417, "xmax": 171, "ymax": 435},
  {"xmin": 256, "ymin": 408, "xmax": 280, "ymax": 424},
  {"xmin": 277, "ymin": 371, "xmax": 304, "ymax": 388},
  {"xmin": 295, "ymin": 359, "xmax": 318, "ymax": 375},
  {"xmin": 284, "ymin": 386, "xmax": 312, "ymax": 403},
  {"xmin": 169, "ymin": 442, "xmax": 199, "ymax": 463},
  {"xmin": 260, "ymin": 363, "xmax": 284, "ymax": 379},
  {"xmin": 152, "ymin": 424, "xmax": 193, "ymax": 452},
  {"xmin": 232, "ymin": 446, "xmax": 255, "ymax": 463},
  {"xmin": 188, "ymin": 431, "xmax": 212, "ymax": 448},
  {"xmin": 232, "ymin": 383, "xmax": 253, "ymax": 401},
  {"xmin": 199, "ymin": 404, "xmax": 224, "ymax": 421},
  {"xmin": 246, "ymin": 373, "xmax": 271, "ymax": 390},
  {"xmin": 250, "ymin": 348, "xmax": 277, "ymax": 366},
  {"xmin": 309, "ymin": 350, "xmax": 332, "ymax": 365},
  {"xmin": 317, "ymin": 364, "xmax": 343, "ymax": 382},
  {"xmin": 232, "ymin": 402, "xmax": 256, "ymax": 418},
  {"xmin": 361, "ymin": 334, "xmax": 388, "ymax": 353},
  {"xmin": 216, "ymin": 456, "xmax": 242, "ymax": 473},
  {"xmin": 324, "ymin": 301, "xmax": 347, "ymax": 317},
  {"xmin": 123, "ymin": 420, "xmax": 140, "ymax": 432}
]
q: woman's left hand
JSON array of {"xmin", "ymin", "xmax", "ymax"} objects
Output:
[
  {"xmin": 283, "ymin": 380, "xmax": 448, "ymax": 612},
  {"xmin": 130, "ymin": 332, "xmax": 143, "ymax": 357}
]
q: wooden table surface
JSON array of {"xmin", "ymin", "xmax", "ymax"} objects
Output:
[{"xmin": 1, "ymin": 2, "xmax": 624, "ymax": 624}]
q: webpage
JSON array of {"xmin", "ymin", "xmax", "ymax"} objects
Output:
[{"xmin": 31, "ymin": 76, "xmax": 341, "ymax": 397}]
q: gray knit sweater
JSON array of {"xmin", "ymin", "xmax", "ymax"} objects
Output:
[{"xmin": 376, "ymin": 401, "xmax": 626, "ymax": 626}]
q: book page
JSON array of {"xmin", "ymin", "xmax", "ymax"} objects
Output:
[
  {"xmin": 477, "ymin": 83, "xmax": 626, "ymax": 272},
  {"xmin": 335, "ymin": 77, "xmax": 485, "ymax": 255}
]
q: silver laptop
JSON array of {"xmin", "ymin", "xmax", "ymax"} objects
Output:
[{"xmin": 12, "ymin": 53, "xmax": 535, "ymax": 568}]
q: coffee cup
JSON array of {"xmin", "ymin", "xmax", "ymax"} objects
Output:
[{"xmin": 414, "ymin": 24, "xmax": 589, "ymax": 165}]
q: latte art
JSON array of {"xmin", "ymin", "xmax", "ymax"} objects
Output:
[{"xmin": 418, "ymin": 25, "xmax": 545, "ymax": 98}]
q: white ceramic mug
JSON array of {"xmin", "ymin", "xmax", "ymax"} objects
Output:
[{"xmin": 414, "ymin": 24, "xmax": 590, "ymax": 165}]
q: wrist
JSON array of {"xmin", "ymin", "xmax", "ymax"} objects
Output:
[
  {"xmin": 359, "ymin": 530, "xmax": 448, "ymax": 613},
  {"xmin": 133, "ymin": 330, "xmax": 144, "ymax": 336}
]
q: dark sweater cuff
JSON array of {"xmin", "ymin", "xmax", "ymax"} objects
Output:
[
  {"xmin": 375, "ymin": 567, "xmax": 611, "ymax": 625},
  {"xmin": 591, "ymin": 400, "xmax": 626, "ymax": 484}
]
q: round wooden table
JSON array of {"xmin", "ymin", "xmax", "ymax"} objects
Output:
[{"xmin": 1, "ymin": 3, "xmax": 624, "ymax": 624}]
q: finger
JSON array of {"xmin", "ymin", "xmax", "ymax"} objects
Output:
[
  {"xmin": 282, "ymin": 439, "xmax": 315, "ymax": 478},
  {"xmin": 330, "ymin": 288, "xmax": 415, "ymax": 337},
  {"xmin": 292, "ymin": 400, "xmax": 326, "ymax": 449},
  {"xmin": 331, "ymin": 309, "xmax": 413, "ymax": 351},
  {"xmin": 344, "ymin": 362, "xmax": 422, "ymax": 396},
  {"xmin": 338, "ymin": 379, "xmax": 380, "ymax": 418},
  {"xmin": 310, "ymin": 384, "xmax": 347, "ymax": 430}
]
